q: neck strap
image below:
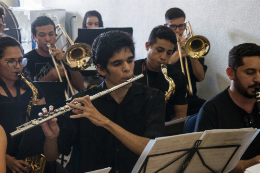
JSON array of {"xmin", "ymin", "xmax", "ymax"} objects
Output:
[{"xmin": 0, "ymin": 78, "xmax": 21, "ymax": 102}]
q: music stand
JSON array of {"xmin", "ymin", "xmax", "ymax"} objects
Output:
[
  {"xmin": 76, "ymin": 27, "xmax": 133, "ymax": 46},
  {"xmin": 140, "ymin": 140, "xmax": 240, "ymax": 173}
]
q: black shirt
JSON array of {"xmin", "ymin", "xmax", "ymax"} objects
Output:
[
  {"xmin": 173, "ymin": 56, "xmax": 207, "ymax": 96},
  {"xmin": 134, "ymin": 58, "xmax": 187, "ymax": 121},
  {"xmin": 0, "ymin": 83, "xmax": 44, "ymax": 157},
  {"xmin": 24, "ymin": 49, "xmax": 71, "ymax": 103},
  {"xmin": 58, "ymin": 82, "xmax": 165, "ymax": 173},
  {"xmin": 195, "ymin": 87, "xmax": 260, "ymax": 160}
]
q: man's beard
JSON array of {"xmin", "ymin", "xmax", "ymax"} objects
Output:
[{"xmin": 234, "ymin": 74, "xmax": 258, "ymax": 99}]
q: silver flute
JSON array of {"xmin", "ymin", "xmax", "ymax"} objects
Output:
[{"xmin": 10, "ymin": 74, "xmax": 144, "ymax": 137}]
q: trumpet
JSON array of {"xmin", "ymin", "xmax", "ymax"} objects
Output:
[
  {"xmin": 10, "ymin": 74, "xmax": 144, "ymax": 137},
  {"xmin": 48, "ymin": 24, "xmax": 92, "ymax": 99},
  {"xmin": 177, "ymin": 21, "xmax": 210, "ymax": 96}
]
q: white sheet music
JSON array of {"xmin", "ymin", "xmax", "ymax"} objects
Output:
[
  {"xmin": 85, "ymin": 167, "xmax": 111, "ymax": 173},
  {"xmin": 245, "ymin": 163, "xmax": 260, "ymax": 173},
  {"xmin": 132, "ymin": 128, "xmax": 259, "ymax": 173},
  {"xmin": 198, "ymin": 129, "xmax": 260, "ymax": 172}
]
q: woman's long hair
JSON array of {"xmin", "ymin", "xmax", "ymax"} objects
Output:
[
  {"xmin": 0, "ymin": 37, "xmax": 31, "ymax": 90},
  {"xmin": 82, "ymin": 10, "xmax": 103, "ymax": 28}
]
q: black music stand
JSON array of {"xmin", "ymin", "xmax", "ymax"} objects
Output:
[
  {"xmin": 76, "ymin": 27, "xmax": 133, "ymax": 46},
  {"xmin": 139, "ymin": 140, "xmax": 240, "ymax": 173},
  {"xmin": 33, "ymin": 81, "xmax": 67, "ymax": 104}
]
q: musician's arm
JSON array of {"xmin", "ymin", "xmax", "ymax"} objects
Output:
[
  {"xmin": 0, "ymin": 126, "xmax": 7, "ymax": 173},
  {"xmin": 229, "ymin": 156, "xmax": 260, "ymax": 173},
  {"xmin": 37, "ymin": 97, "xmax": 46, "ymax": 105},
  {"xmin": 68, "ymin": 69, "xmax": 84, "ymax": 92},
  {"xmin": 104, "ymin": 121, "xmax": 150, "ymax": 155},
  {"xmin": 44, "ymin": 136, "xmax": 60, "ymax": 161},
  {"xmin": 169, "ymin": 50, "xmax": 182, "ymax": 64},
  {"xmin": 189, "ymin": 57, "xmax": 205, "ymax": 82},
  {"xmin": 69, "ymin": 92, "xmax": 166, "ymax": 155},
  {"xmin": 172, "ymin": 104, "xmax": 187, "ymax": 121}
]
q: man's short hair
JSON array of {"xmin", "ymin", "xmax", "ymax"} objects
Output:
[
  {"xmin": 31, "ymin": 16, "xmax": 56, "ymax": 36},
  {"xmin": 165, "ymin": 7, "xmax": 186, "ymax": 21},
  {"xmin": 92, "ymin": 30, "xmax": 135, "ymax": 71},
  {"xmin": 148, "ymin": 25, "xmax": 177, "ymax": 47},
  {"xmin": 229, "ymin": 43, "xmax": 260, "ymax": 69}
]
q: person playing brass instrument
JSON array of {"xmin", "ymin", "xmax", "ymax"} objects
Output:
[
  {"xmin": 134, "ymin": 25, "xmax": 187, "ymax": 121},
  {"xmin": 164, "ymin": 7, "xmax": 207, "ymax": 115},
  {"xmin": 195, "ymin": 43, "xmax": 260, "ymax": 173},
  {"xmin": 41, "ymin": 30, "xmax": 165, "ymax": 173},
  {"xmin": 0, "ymin": 37, "xmax": 48, "ymax": 172},
  {"xmin": 24, "ymin": 16, "xmax": 84, "ymax": 102}
]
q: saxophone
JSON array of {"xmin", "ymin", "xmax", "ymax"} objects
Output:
[
  {"xmin": 19, "ymin": 73, "xmax": 39, "ymax": 116},
  {"xmin": 18, "ymin": 73, "xmax": 46, "ymax": 173},
  {"xmin": 161, "ymin": 64, "xmax": 175, "ymax": 103}
]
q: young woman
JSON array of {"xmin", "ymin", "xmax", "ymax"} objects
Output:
[
  {"xmin": 74, "ymin": 10, "xmax": 103, "ymax": 43},
  {"xmin": 82, "ymin": 10, "xmax": 103, "ymax": 28},
  {"xmin": 0, "ymin": 36, "xmax": 46, "ymax": 173}
]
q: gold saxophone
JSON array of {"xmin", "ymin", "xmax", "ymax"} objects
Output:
[
  {"xmin": 19, "ymin": 73, "xmax": 39, "ymax": 116},
  {"xmin": 161, "ymin": 64, "xmax": 175, "ymax": 103},
  {"xmin": 18, "ymin": 73, "xmax": 46, "ymax": 173}
]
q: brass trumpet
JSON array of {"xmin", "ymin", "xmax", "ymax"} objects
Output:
[
  {"xmin": 48, "ymin": 24, "xmax": 92, "ymax": 99},
  {"xmin": 177, "ymin": 21, "xmax": 210, "ymax": 96}
]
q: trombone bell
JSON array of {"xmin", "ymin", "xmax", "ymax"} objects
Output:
[
  {"xmin": 63, "ymin": 43, "xmax": 92, "ymax": 71},
  {"xmin": 185, "ymin": 35, "xmax": 210, "ymax": 59}
]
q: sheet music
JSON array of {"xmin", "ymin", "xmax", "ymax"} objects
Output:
[
  {"xmin": 136, "ymin": 133, "xmax": 203, "ymax": 172},
  {"xmin": 245, "ymin": 163, "xmax": 260, "ymax": 173},
  {"xmin": 132, "ymin": 128, "xmax": 259, "ymax": 173},
  {"xmin": 149, "ymin": 132, "xmax": 203, "ymax": 155},
  {"xmin": 85, "ymin": 167, "xmax": 111, "ymax": 173},
  {"xmin": 185, "ymin": 147, "xmax": 237, "ymax": 173},
  {"xmin": 198, "ymin": 128, "xmax": 259, "ymax": 172}
]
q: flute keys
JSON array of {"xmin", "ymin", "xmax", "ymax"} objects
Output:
[{"xmin": 64, "ymin": 105, "xmax": 70, "ymax": 109}]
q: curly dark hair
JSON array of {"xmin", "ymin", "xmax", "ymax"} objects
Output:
[
  {"xmin": 31, "ymin": 16, "xmax": 56, "ymax": 36},
  {"xmin": 0, "ymin": 37, "xmax": 31, "ymax": 90},
  {"xmin": 165, "ymin": 7, "xmax": 186, "ymax": 21},
  {"xmin": 229, "ymin": 43, "xmax": 260, "ymax": 70},
  {"xmin": 82, "ymin": 10, "xmax": 103, "ymax": 28},
  {"xmin": 92, "ymin": 30, "xmax": 135, "ymax": 72},
  {"xmin": 148, "ymin": 25, "xmax": 177, "ymax": 47}
]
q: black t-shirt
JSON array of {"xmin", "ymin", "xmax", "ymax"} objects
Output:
[
  {"xmin": 58, "ymin": 82, "xmax": 165, "ymax": 173},
  {"xmin": 195, "ymin": 87, "xmax": 260, "ymax": 160},
  {"xmin": 0, "ymin": 83, "xmax": 44, "ymax": 157},
  {"xmin": 24, "ymin": 49, "xmax": 71, "ymax": 103},
  {"xmin": 24, "ymin": 49, "xmax": 71, "ymax": 84},
  {"xmin": 173, "ymin": 56, "xmax": 207, "ymax": 96},
  {"xmin": 134, "ymin": 58, "xmax": 187, "ymax": 121}
]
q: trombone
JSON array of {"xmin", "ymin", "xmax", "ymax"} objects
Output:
[
  {"xmin": 48, "ymin": 24, "xmax": 92, "ymax": 99},
  {"xmin": 176, "ymin": 21, "xmax": 210, "ymax": 96}
]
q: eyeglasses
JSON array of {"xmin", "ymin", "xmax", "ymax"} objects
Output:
[
  {"xmin": 167, "ymin": 23, "xmax": 186, "ymax": 30},
  {"xmin": 244, "ymin": 113, "xmax": 255, "ymax": 127},
  {"xmin": 0, "ymin": 24, "xmax": 5, "ymax": 29},
  {"xmin": 4, "ymin": 58, "xmax": 27, "ymax": 68}
]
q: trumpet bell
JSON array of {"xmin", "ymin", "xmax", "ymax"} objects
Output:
[
  {"xmin": 185, "ymin": 35, "xmax": 210, "ymax": 59},
  {"xmin": 63, "ymin": 43, "xmax": 92, "ymax": 71}
]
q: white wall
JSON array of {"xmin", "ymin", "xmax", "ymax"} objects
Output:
[
  {"xmin": 1, "ymin": 0, "xmax": 19, "ymax": 6},
  {"xmin": 42, "ymin": 0, "xmax": 260, "ymax": 100}
]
